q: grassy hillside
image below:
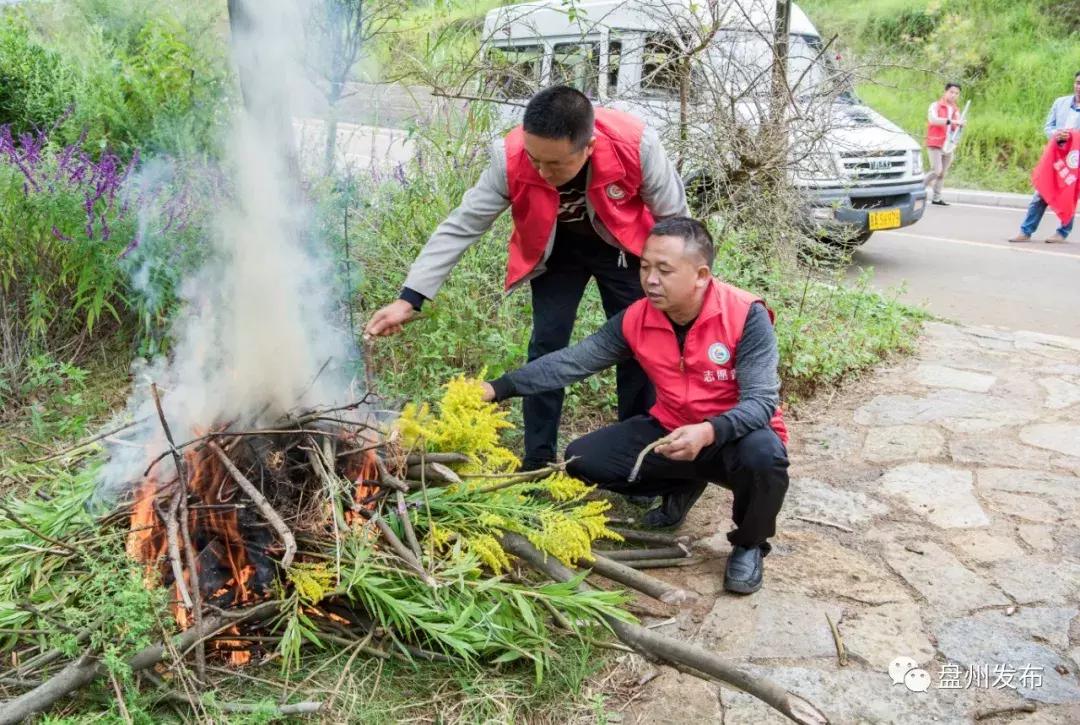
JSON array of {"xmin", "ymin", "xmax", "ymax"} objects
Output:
[{"xmin": 802, "ymin": 0, "xmax": 1080, "ymax": 192}]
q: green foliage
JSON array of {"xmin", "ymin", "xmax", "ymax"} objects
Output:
[
  {"xmin": 0, "ymin": 0, "xmax": 230, "ymax": 158},
  {"xmin": 804, "ymin": 0, "xmax": 1080, "ymax": 192},
  {"xmin": 0, "ymin": 16, "xmax": 78, "ymax": 135}
]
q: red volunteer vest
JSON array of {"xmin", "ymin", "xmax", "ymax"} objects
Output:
[
  {"xmin": 621, "ymin": 279, "xmax": 788, "ymax": 443},
  {"xmin": 926, "ymin": 100, "xmax": 959, "ymax": 149},
  {"xmin": 503, "ymin": 108, "xmax": 654, "ymax": 290},
  {"xmin": 1032, "ymin": 129, "xmax": 1080, "ymax": 225}
]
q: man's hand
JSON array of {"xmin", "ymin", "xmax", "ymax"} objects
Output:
[
  {"xmin": 364, "ymin": 299, "xmax": 416, "ymax": 339},
  {"xmin": 1055, "ymin": 129, "xmax": 1071, "ymax": 143},
  {"xmin": 654, "ymin": 422, "xmax": 715, "ymax": 461},
  {"xmin": 480, "ymin": 382, "xmax": 496, "ymax": 403}
]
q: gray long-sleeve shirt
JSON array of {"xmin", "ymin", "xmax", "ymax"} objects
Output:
[
  {"xmin": 401, "ymin": 125, "xmax": 689, "ymax": 302},
  {"xmin": 488, "ymin": 302, "xmax": 780, "ymax": 446}
]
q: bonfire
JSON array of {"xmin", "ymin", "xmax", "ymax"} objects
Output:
[{"xmin": 0, "ymin": 377, "xmax": 827, "ymax": 724}]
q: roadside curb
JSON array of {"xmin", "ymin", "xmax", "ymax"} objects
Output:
[{"xmin": 940, "ymin": 188, "xmax": 1031, "ymax": 209}]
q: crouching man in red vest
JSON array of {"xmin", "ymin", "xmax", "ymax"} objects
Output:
[
  {"xmin": 365, "ymin": 86, "xmax": 688, "ymax": 472},
  {"xmin": 479, "ymin": 218, "xmax": 788, "ymax": 594}
]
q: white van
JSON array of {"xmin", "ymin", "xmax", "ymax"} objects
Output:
[{"xmin": 480, "ymin": 0, "xmax": 927, "ymax": 246}]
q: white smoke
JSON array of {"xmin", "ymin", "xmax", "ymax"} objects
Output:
[{"xmin": 99, "ymin": 0, "xmax": 358, "ymax": 499}]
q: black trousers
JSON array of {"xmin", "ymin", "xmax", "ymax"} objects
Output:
[
  {"xmin": 565, "ymin": 415, "xmax": 790, "ymax": 548},
  {"xmin": 522, "ymin": 241, "xmax": 652, "ymax": 468}
]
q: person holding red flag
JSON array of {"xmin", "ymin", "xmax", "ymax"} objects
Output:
[
  {"xmin": 1010, "ymin": 72, "xmax": 1080, "ymax": 244},
  {"xmin": 1030, "ymin": 129, "xmax": 1080, "ymax": 235}
]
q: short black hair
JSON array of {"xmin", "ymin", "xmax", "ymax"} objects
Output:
[
  {"xmin": 523, "ymin": 86, "xmax": 595, "ymax": 150},
  {"xmin": 1075, "ymin": 70, "xmax": 1080, "ymax": 79},
  {"xmin": 945, "ymin": 82, "xmax": 961, "ymax": 92},
  {"xmin": 649, "ymin": 217, "xmax": 715, "ymax": 268}
]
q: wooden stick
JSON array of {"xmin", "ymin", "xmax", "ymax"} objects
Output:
[
  {"xmin": 589, "ymin": 555, "xmax": 695, "ymax": 605},
  {"xmin": 354, "ymin": 509, "xmax": 435, "ymax": 587},
  {"xmin": 373, "ymin": 457, "xmax": 409, "ymax": 493},
  {"xmin": 974, "ymin": 703, "xmax": 1037, "ymax": 721},
  {"xmin": 150, "ymin": 375, "xmax": 205, "ymax": 677},
  {"xmin": 621, "ymin": 558, "xmax": 701, "ymax": 570},
  {"xmin": 825, "ymin": 613, "xmax": 847, "ymax": 667},
  {"xmin": 629, "ymin": 438, "xmax": 671, "ymax": 483},
  {"xmin": 501, "ymin": 534, "xmax": 829, "ymax": 725},
  {"xmin": 0, "ymin": 602, "xmax": 280, "ymax": 725},
  {"xmin": 793, "ymin": 516, "xmax": 855, "ymax": 534},
  {"xmin": 26, "ymin": 419, "xmax": 142, "ymax": 463},
  {"xmin": 208, "ymin": 442, "xmax": 296, "ymax": 570},
  {"xmin": 609, "ymin": 527, "xmax": 691, "ymax": 547},
  {"xmin": 405, "ymin": 462, "xmax": 461, "ymax": 485},
  {"xmin": 177, "ymin": 491, "xmax": 205, "ymax": 682},
  {"xmin": 405, "ymin": 452, "xmax": 469, "ymax": 466},
  {"xmin": 599, "ymin": 546, "xmax": 689, "ymax": 562},
  {"xmin": 157, "ymin": 494, "xmax": 192, "ymax": 610},
  {"xmin": 395, "ymin": 491, "xmax": 423, "ymax": 564}
]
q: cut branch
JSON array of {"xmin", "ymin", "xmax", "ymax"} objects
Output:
[
  {"xmin": 0, "ymin": 602, "xmax": 279, "ymax": 725},
  {"xmin": 501, "ymin": 534, "xmax": 829, "ymax": 725},
  {"xmin": 590, "ymin": 555, "xmax": 695, "ymax": 605},
  {"xmin": 208, "ymin": 442, "xmax": 296, "ymax": 571}
]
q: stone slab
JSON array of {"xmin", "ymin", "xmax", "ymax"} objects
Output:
[
  {"xmin": 936, "ymin": 617, "xmax": 1080, "ymax": 704},
  {"xmin": 879, "ymin": 463, "xmax": 990, "ymax": 528},
  {"xmin": 990, "ymin": 559, "xmax": 1080, "ymax": 605},
  {"xmin": 719, "ymin": 665, "xmax": 979, "ymax": 724},
  {"xmin": 913, "ymin": 364, "xmax": 997, "ymax": 392},
  {"xmin": 842, "ymin": 602, "xmax": 935, "ymax": 670},
  {"xmin": 1039, "ymin": 377, "xmax": 1080, "ymax": 410},
  {"xmin": 782, "ymin": 477, "xmax": 890, "ymax": 529},
  {"xmin": 1015, "ymin": 330, "xmax": 1080, "ymax": 354},
  {"xmin": 976, "ymin": 468, "xmax": 1080, "ymax": 498},
  {"xmin": 984, "ymin": 491, "xmax": 1065, "ymax": 524},
  {"xmin": 854, "ymin": 389, "xmax": 1040, "ymax": 434},
  {"xmin": 885, "ymin": 541, "xmax": 1008, "ymax": 612},
  {"xmin": 951, "ymin": 530, "xmax": 1025, "ymax": 563},
  {"xmin": 862, "ymin": 425, "xmax": 945, "ymax": 463},
  {"xmin": 950, "ymin": 437, "xmax": 1053, "ymax": 469},
  {"xmin": 1017, "ymin": 524, "xmax": 1057, "ymax": 552},
  {"xmin": 698, "ymin": 590, "xmax": 844, "ymax": 659},
  {"xmin": 1021, "ymin": 424, "xmax": 1080, "ymax": 458},
  {"xmin": 972, "ymin": 607, "xmax": 1078, "ymax": 651}
]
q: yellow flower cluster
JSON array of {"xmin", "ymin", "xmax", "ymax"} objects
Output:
[
  {"xmin": 426, "ymin": 523, "xmax": 456, "ymax": 549},
  {"xmin": 467, "ymin": 533, "xmax": 513, "ymax": 574},
  {"xmin": 288, "ymin": 563, "xmax": 335, "ymax": 604},
  {"xmin": 396, "ymin": 374, "xmax": 519, "ymax": 473},
  {"xmin": 540, "ymin": 472, "xmax": 591, "ymax": 502},
  {"xmin": 526, "ymin": 499, "xmax": 623, "ymax": 567}
]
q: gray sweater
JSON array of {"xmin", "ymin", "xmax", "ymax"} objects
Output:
[{"xmin": 489, "ymin": 302, "xmax": 781, "ymax": 446}]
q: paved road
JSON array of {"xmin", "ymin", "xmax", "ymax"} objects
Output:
[{"xmin": 853, "ymin": 201, "xmax": 1080, "ymax": 337}]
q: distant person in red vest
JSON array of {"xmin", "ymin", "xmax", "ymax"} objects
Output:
[
  {"xmin": 924, "ymin": 82, "xmax": 964, "ymax": 206},
  {"xmin": 365, "ymin": 86, "xmax": 688, "ymax": 472},
  {"xmin": 479, "ymin": 218, "xmax": 788, "ymax": 594},
  {"xmin": 1010, "ymin": 71, "xmax": 1080, "ymax": 244}
]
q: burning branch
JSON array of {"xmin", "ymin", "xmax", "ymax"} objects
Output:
[{"xmin": 208, "ymin": 441, "xmax": 297, "ymax": 571}]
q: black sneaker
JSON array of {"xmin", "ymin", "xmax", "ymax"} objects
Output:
[
  {"xmin": 724, "ymin": 545, "xmax": 764, "ymax": 594},
  {"xmin": 625, "ymin": 495, "xmax": 657, "ymax": 508},
  {"xmin": 517, "ymin": 459, "xmax": 554, "ymax": 474},
  {"xmin": 931, "ymin": 199, "xmax": 949, "ymax": 206},
  {"xmin": 641, "ymin": 482, "xmax": 707, "ymax": 529}
]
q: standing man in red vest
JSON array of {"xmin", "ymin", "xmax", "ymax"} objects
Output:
[
  {"xmin": 478, "ymin": 217, "xmax": 788, "ymax": 594},
  {"xmin": 365, "ymin": 86, "xmax": 688, "ymax": 472},
  {"xmin": 924, "ymin": 82, "xmax": 964, "ymax": 206}
]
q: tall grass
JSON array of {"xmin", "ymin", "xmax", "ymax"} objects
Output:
[{"xmin": 804, "ymin": 0, "xmax": 1080, "ymax": 192}]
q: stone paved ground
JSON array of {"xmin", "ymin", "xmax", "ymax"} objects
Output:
[{"xmin": 613, "ymin": 322, "xmax": 1080, "ymax": 724}]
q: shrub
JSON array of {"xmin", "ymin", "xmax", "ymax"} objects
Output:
[
  {"xmin": 0, "ymin": 123, "xmax": 207, "ymax": 410},
  {"xmin": 0, "ymin": 17, "xmax": 79, "ymax": 135}
]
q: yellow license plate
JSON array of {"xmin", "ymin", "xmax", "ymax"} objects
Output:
[{"xmin": 868, "ymin": 208, "xmax": 901, "ymax": 231}]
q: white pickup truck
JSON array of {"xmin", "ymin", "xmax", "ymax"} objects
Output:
[{"xmin": 481, "ymin": 0, "xmax": 928, "ymax": 246}]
